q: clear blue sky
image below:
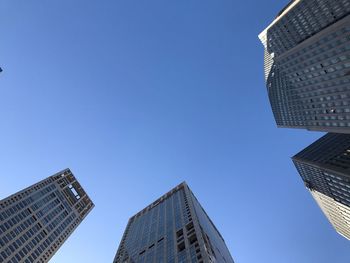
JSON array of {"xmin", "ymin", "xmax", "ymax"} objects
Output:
[{"xmin": 1, "ymin": 0, "xmax": 350, "ymax": 262}]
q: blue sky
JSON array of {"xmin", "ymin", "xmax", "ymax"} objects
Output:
[{"xmin": 1, "ymin": 0, "xmax": 350, "ymax": 262}]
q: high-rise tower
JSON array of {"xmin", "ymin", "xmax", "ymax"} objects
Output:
[
  {"xmin": 259, "ymin": 0, "xmax": 350, "ymax": 133},
  {"xmin": 113, "ymin": 182, "xmax": 234, "ymax": 263},
  {"xmin": 0, "ymin": 169, "xmax": 94, "ymax": 263},
  {"xmin": 293, "ymin": 133, "xmax": 350, "ymax": 239}
]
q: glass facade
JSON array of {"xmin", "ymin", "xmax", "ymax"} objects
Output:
[
  {"xmin": 0, "ymin": 169, "xmax": 94, "ymax": 263},
  {"xmin": 190, "ymin": 191, "xmax": 234, "ymax": 263},
  {"xmin": 113, "ymin": 182, "xmax": 234, "ymax": 263},
  {"xmin": 293, "ymin": 133, "xmax": 350, "ymax": 239},
  {"xmin": 259, "ymin": 0, "xmax": 350, "ymax": 133}
]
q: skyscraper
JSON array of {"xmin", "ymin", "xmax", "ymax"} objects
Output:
[
  {"xmin": 259, "ymin": 0, "xmax": 350, "ymax": 133},
  {"xmin": 0, "ymin": 168, "xmax": 94, "ymax": 263},
  {"xmin": 292, "ymin": 133, "xmax": 350, "ymax": 239},
  {"xmin": 113, "ymin": 182, "xmax": 234, "ymax": 263}
]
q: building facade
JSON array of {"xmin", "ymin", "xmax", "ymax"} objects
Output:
[
  {"xmin": 113, "ymin": 182, "xmax": 234, "ymax": 263},
  {"xmin": 259, "ymin": 0, "xmax": 350, "ymax": 133},
  {"xmin": 0, "ymin": 169, "xmax": 94, "ymax": 263},
  {"xmin": 293, "ymin": 133, "xmax": 350, "ymax": 239}
]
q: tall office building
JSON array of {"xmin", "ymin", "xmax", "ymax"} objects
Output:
[
  {"xmin": 293, "ymin": 133, "xmax": 350, "ymax": 239},
  {"xmin": 113, "ymin": 182, "xmax": 234, "ymax": 263},
  {"xmin": 0, "ymin": 169, "xmax": 94, "ymax": 263},
  {"xmin": 259, "ymin": 0, "xmax": 350, "ymax": 133}
]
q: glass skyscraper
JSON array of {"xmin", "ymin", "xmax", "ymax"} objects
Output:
[
  {"xmin": 113, "ymin": 182, "xmax": 234, "ymax": 263},
  {"xmin": 259, "ymin": 0, "xmax": 350, "ymax": 133},
  {"xmin": 293, "ymin": 133, "xmax": 350, "ymax": 239},
  {"xmin": 0, "ymin": 168, "xmax": 94, "ymax": 263}
]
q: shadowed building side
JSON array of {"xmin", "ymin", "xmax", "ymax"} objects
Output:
[{"xmin": 292, "ymin": 133, "xmax": 350, "ymax": 239}]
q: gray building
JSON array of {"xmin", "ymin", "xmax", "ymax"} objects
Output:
[
  {"xmin": 113, "ymin": 182, "xmax": 234, "ymax": 263},
  {"xmin": 293, "ymin": 133, "xmax": 350, "ymax": 239},
  {"xmin": 259, "ymin": 0, "xmax": 350, "ymax": 133},
  {"xmin": 0, "ymin": 169, "xmax": 94, "ymax": 263}
]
